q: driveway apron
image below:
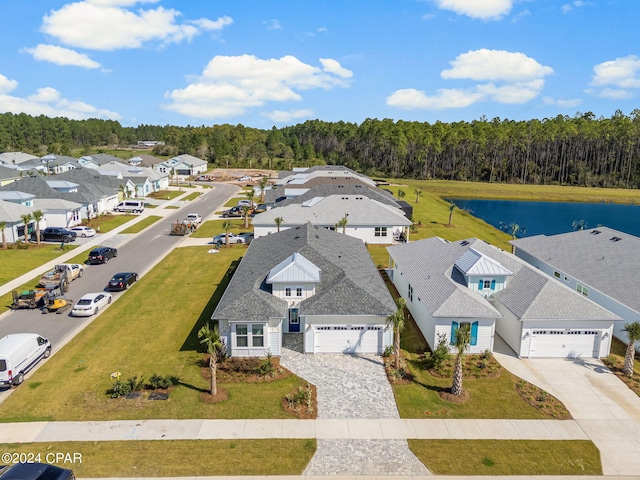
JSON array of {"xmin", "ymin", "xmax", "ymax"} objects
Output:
[
  {"xmin": 280, "ymin": 342, "xmax": 430, "ymax": 476},
  {"xmin": 493, "ymin": 334, "xmax": 640, "ymax": 476}
]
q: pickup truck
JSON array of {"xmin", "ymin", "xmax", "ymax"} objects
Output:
[
  {"xmin": 32, "ymin": 227, "xmax": 77, "ymax": 243},
  {"xmin": 183, "ymin": 213, "xmax": 202, "ymax": 224},
  {"xmin": 39, "ymin": 263, "xmax": 84, "ymax": 287}
]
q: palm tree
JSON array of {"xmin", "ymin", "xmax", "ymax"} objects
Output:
[
  {"xmin": 337, "ymin": 213, "xmax": 349, "ymax": 234},
  {"xmin": 386, "ymin": 298, "xmax": 406, "ymax": 370},
  {"xmin": 242, "ymin": 205, "xmax": 250, "ymax": 229},
  {"xmin": 20, "ymin": 214, "xmax": 32, "ymax": 241},
  {"xmin": 246, "ymin": 187, "xmax": 256, "ymax": 210},
  {"xmin": 198, "ymin": 322, "xmax": 225, "ymax": 396},
  {"xmin": 259, "ymin": 176, "xmax": 269, "ymax": 203},
  {"xmin": 222, "ymin": 220, "xmax": 233, "ymax": 247},
  {"xmin": 572, "ymin": 219, "xmax": 588, "ymax": 231},
  {"xmin": 622, "ymin": 322, "xmax": 640, "ymax": 377},
  {"xmin": 414, "ymin": 188, "xmax": 423, "ymax": 203},
  {"xmin": 274, "ymin": 217, "xmax": 284, "ymax": 232},
  {"xmin": 0, "ymin": 220, "xmax": 7, "ymax": 249},
  {"xmin": 499, "ymin": 222, "xmax": 526, "ymax": 254},
  {"xmin": 451, "ymin": 322, "xmax": 471, "ymax": 396},
  {"xmin": 448, "ymin": 204, "xmax": 456, "ymax": 226},
  {"xmin": 397, "ymin": 189, "xmax": 406, "ymax": 201},
  {"xmin": 32, "ymin": 210, "xmax": 44, "ymax": 245}
]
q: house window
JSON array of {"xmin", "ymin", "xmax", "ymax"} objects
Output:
[
  {"xmin": 252, "ymin": 324, "xmax": 264, "ymax": 347},
  {"xmin": 483, "ymin": 280, "xmax": 491, "ymax": 289},
  {"xmin": 375, "ymin": 227, "xmax": 388, "ymax": 237},
  {"xmin": 554, "ymin": 271, "xmax": 561, "ymax": 279},
  {"xmin": 285, "ymin": 288, "xmax": 291, "ymax": 297},
  {"xmin": 450, "ymin": 321, "xmax": 479, "ymax": 346},
  {"xmin": 408, "ymin": 284, "xmax": 413, "ymax": 302},
  {"xmin": 577, "ymin": 284, "xmax": 589, "ymax": 297},
  {"xmin": 296, "ymin": 287, "xmax": 303, "ymax": 297},
  {"xmin": 236, "ymin": 324, "xmax": 248, "ymax": 347}
]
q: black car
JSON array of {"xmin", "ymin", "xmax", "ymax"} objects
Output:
[
  {"xmin": 87, "ymin": 246, "xmax": 118, "ymax": 264},
  {"xmin": 33, "ymin": 227, "xmax": 77, "ymax": 243},
  {"xmin": 107, "ymin": 272, "xmax": 139, "ymax": 291},
  {"xmin": 0, "ymin": 463, "xmax": 75, "ymax": 480},
  {"xmin": 222, "ymin": 206, "xmax": 244, "ymax": 218}
]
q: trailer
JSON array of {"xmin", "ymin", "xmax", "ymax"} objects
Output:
[
  {"xmin": 11, "ymin": 289, "xmax": 48, "ymax": 310},
  {"xmin": 170, "ymin": 220, "xmax": 197, "ymax": 235}
]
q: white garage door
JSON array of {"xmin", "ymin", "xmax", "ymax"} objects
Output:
[
  {"xmin": 314, "ymin": 325, "xmax": 383, "ymax": 353},
  {"xmin": 529, "ymin": 330, "xmax": 601, "ymax": 358}
]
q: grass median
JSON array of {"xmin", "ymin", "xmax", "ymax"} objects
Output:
[
  {"xmin": 0, "ymin": 245, "xmax": 309, "ymax": 422},
  {"xmin": 120, "ymin": 215, "xmax": 162, "ymax": 234}
]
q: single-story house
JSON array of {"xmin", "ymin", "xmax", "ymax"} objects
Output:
[
  {"xmin": 0, "ymin": 165, "xmax": 22, "ymax": 187},
  {"xmin": 157, "ymin": 154, "xmax": 207, "ymax": 180},
  {"xmin": 512, "ymin": 227, "xmax": 640, "ymax": 348},
  {"xmin": 0, "ymin": 152, "xmax": 38, "ymax": 166},
  {"xmin": 387, "ymin": 237, "xmax": 620, "ymax": 358},
  {"xmin": 127, "ymin": 154, "xmax": 166, "ymax": 168},
  {"xmin": 252, "ymin": 194, "xmax": 412, "ymax": 244},
  {"xmin": 212, "ymin": 223, "xmax": 396, "ymax": 356},
  {"xmin": 32, "ymin": 198, "xmax": 82, "ymax": 228},
  {"xmin": 78, "ymin": 153, "xmax": 125, "ymax": 169},
  {"xmin": 0, "ymin": 199, "xmax": 37, "ymax": 242}
]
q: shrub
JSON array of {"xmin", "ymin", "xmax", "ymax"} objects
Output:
[
  {"xmin": 383, "ymin": 344, "xmax": 395, "ymax": 357},
  {"xmin": 147, "ymin": 373, "xmax": 172, "ymax": 390},
  {"xmin": 255, "ymin": 350, "xmax": 274, "ymax": 375},
  {"xmin": 126, "ymin": 375, "xmax": 145, "ymax": 392},
  {"xmin": 285, "ymin": 384, "xmax": 313, "ymax": 414},
  {"xmin": 110, "ymin": 380, "xmax": 131, "ymax": 398},
  {"xmin": 428, "ymin": 333, "xmax": 450, "ymax": 368}
]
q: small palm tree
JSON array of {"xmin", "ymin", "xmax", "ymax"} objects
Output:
[
  {"xmin": 246, "ymin": 187, "xmax": 256, "ymax": 210},
  {"xmin": 32, "ymin": 210, "xmax": 44, "ymax": 245},
  {"xmin": 499, "ymin": 222, "xmax": 526, "ymax": 253},
  {"xmin": 414, "ymin": 188, "xmax": 423, "ymax": 203},
  {"xmin": 222, "ymin": 220, "xmax": 233, "ymax": 247},
  {"xmin": 448, "ymin": 204, "xmax": 456, "ymax": 226},
  {"xmin": 451, "ymin": 323, "xmax": 471, "ymax": 396},
  {"xmin": 397, "ymin": 189, "xmax": 406, "ymax": 201},
  {"xmin": 274, "ymin": 217, "xmax": 284, "ymax": 232},
  {"xmin": 622, "ymin": 322, "xmax": 640, "ymax": 377},
  {"xmin": 242, "ymin": 205, "xmax": 250, "ymax": 229},
  {"xmin": 572, "ymin": 219, "xmax": 588, "ymax": 231},
  {"xmin": 259, "ymin": 176, "xmax": 269, "ymax": 203},
  {"xmin": 386, "ymin": 298, "xmax": 407, "ymax": 371},
  {"xmin": 0, "ymin": 220, "xmax": 7, "ymax": 249},
  {"xmin": 337, "ymin": 213, "xmax": 349, "ymax": 234},
  {"xmin": 20, "ymin": 214, "xmax": 32, "ymax": 241},
  {"xmin": 198, "ymin": 322, "xmax": 225, "ymax": 396}
]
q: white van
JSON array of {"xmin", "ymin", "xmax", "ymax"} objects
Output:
[
  {"xmin": 114, "ymin": 200, "xmax": 144, "ymax": 213},
  {"xmin": 0, "ymin": 333, "xmax": 52, "ymax": 386}
]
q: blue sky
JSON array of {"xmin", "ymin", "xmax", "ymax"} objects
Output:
[{"xmin": 0, "ymin": 0, "xmax": 638, "ymax": 128}]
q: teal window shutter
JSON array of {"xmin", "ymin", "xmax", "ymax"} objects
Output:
[
  {"xmin": 478, "ymin": 279, "xmax": 483, "ymax": 289},
  {"xmin": 491, "ymin": 279, "xmax": 496, "ymax": 290},
  {"xmin": 470, "ymin": 321, "xmax": 478, "ymax": 346},
  {"xmin": 450, "ymin": 321, "xmax": 459, "ymax": 345}
]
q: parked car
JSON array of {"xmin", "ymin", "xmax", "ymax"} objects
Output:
[
  {"xmin": 237, "ymin": 175, "xmax": 252, "ymax": 182},
  {"xmin": 237, "ymin": 199, "xmax": 251, "ymax": 207},
  {"xmin": 107, "ymin": 272, "xmax": 139, "ymax": 291},
  {"xmin": 87, "ymin": 246, "xmax": 118, "ymax": 264},
  {"xmin": 32, "ymin": 227, "xmax": 76, "ymax": 243},
  {"xmin": 183, "ymin": 213, "xmax": 202, "ymax": 224},
  {"xmin": 70, "ymin": 226, "xmax": 96, "ymax": 237},
  {"xmin": 222, "ymin": 206, "xmax": 244, "ymax": 218},
  {"xmin": 196, "ymin": 175, "xmax": 214, "ymax": 181},
  {"xmin": 71, "ymin": 292, "xmax": 112, "ymax": 317},
  {"xmin": 114, "ymin": 199, "xmax": 144, "ymax": 213},
  {"xmin": 0, "ymin": 462, "xmax": 75, "ymax": 480},
  {"xmin": 0, "ymin": 333, "xmax": 51, "ymax": 386},
  {"xmin": 239, "ymin": 232, "xmax": 254, "ymax": 244},
  {"xmin": 39, "ymin": 263, "xmax": 83, "ymax": 287},
  {"xmin": 213, "ymin": 232, "xmax": 248, "ymax": 245}
]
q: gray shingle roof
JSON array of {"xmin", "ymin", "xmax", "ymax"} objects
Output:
[
  {"xmin": 212, "ymin": 223, "xmax": 396, "ymax": 322},
  {"xmin": 512, "ymin": 227, "xmax": 640, "ymax": 313},
  {"xmin": 275, "ymin": 184, "xmax": 401, "ymax": 209}
]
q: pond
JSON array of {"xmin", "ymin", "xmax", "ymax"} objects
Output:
[{"xmin": 447, "ymin": 198, "xmax": 640, "ymax": 238}]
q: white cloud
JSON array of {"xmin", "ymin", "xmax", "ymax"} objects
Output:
[
  {"xmin": 164, "ymin": 55, "xmax": 353, "ymax": 120},
  {"xmin": 263, "ymin": 19, "xmax": 281, "ymax": 30},
  {"xmin": 0, "ymin": 73, "xmax": 120, "ymax": 120},
  {"xmin": 23, "ymin": 44, "xmax": 101, "ymax": 69},
  {"xmin": 41, "ymin": 1, "xmax": 232, "ymax": 50},
  {"xmin": 388, "ymin": 49, "xmax": 553, "ymax": 110},
  {"xmin": 543, "ymin": 96, "xmax": 582, "ymax": 108},
  {"xmin": 263, "ymin": 109, "xmax": 314, "ymax": 123},
  {"xmin": 561, "ymin": 1, "xmax": 590, "ymax": 14},
  {"xmin": 432, "ymin": 0, "xmax": 513, "ymax": 20},
  {"xmin": 589, "ymin": 55, "xmax": 640, "ymax": 99}
]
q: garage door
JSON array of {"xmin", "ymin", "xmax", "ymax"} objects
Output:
[
  {"xmin": 314, "ymin": 325, "xmax": 383, "ymax": 353},
  {"xmin": 529, "ymin": 330, "xmax": 601, "ymax": 358}
]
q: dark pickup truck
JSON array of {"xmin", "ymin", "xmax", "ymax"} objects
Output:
[
  {"xmin": 32, "ymin": 227, "xmax": 77, "ymax": 243},
  {"xmin": 0, "ymin": 463, "xmax": 75, "ymax": 480}
]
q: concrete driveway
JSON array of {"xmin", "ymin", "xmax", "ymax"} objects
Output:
[{"xmin": 494, "ymin": 335, "xmax": 640, "ymax": 476}]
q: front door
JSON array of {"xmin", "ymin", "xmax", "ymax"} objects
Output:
[{"xmin": 288, "ymin": 308, "xmax": 300, "ymax": 332}]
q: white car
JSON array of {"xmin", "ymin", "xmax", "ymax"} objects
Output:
[
  {"xmin": 213, "ymin": 232, "xmax": 247, "ymax": 245},
  {"xmin": 183, "ymin": 213, "xmax": 202, "ymax": 224},
  {"xmin": 237, "ymin": 176, "xmax": 252, "ymax": 182},
  {"xmin": 70, "ymin": 226, "xmax": 97, "ymax": 238},
  {"xmin": 71, "ymin": 292, "xmax": 112, "ymax": 317},
  {"xmin": 237, "ymin": 200, "xmax": 251, "ymax": 207}
]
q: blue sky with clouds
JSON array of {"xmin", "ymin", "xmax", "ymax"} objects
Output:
[{"xmin": 0, "ymin": 0, "xmax": 638, "ymax": 128}]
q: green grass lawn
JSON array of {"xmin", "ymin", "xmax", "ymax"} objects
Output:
[
  {"xmin": 409, "ymin": 439, "xmax": 601, "ymax": 475},
  {"xmin": 120, "ymin": 215, "xmax": 162, "ymax": 234},
  {"xmin": 148, "ymin": 190, "xmax": 182, "ymax": 200},
  {"xmin": 0, "ymin": 244, "xmax": 76, "ymax": 286},
  {"xmin": 0, "ymin": 246, "xmax": 308, "ymax": 422},
  {"xmin": 0, "ymin": 439, "xmax": 316, "ymax": 477},
  {"xmin": 183, "ymin": 191, "xmax": 202, "ymax": 201},
  {"xmin": 191, "ymin": 219, "xmax": 252, "ymax": 238},
  {"xmin": 85, "ymin": 214, "xmax": 136, "ymax": 233}
]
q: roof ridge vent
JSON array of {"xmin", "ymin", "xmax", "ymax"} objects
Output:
[
  {"xmin": 610, "ymin": 236, "xmax": 622, "ymax": 242},
  {"xmin": 591, "ymin": 229, "xmax": 601, "ymax": 234}
]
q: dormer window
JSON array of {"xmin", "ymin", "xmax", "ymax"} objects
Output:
[
  {"xmin": 296, "ymin": 287, "xmax": 303, "ymax": 297},
  {"xmin": 285, "ymin": 288, "xmax": 292, "ymax": 297}
]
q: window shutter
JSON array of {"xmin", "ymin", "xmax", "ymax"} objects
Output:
[
  {"xmin": 450, "ymin": 321, "xmax": 459, "ymax": 345},
  {"xmin": 471, "ymin": 321, "xmax": 479, "ymax": 346},
  {"xmin": 478, "ymin": 279, "xmax": 483, "ymax": 290},
  {"xmin": 491, "ymin": 279, "xmax": 496, "ymax": 290}
]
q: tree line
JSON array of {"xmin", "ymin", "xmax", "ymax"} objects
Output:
[{"xmin": 1, "ymin": 110, "xmax": 640, "ymax": 188}]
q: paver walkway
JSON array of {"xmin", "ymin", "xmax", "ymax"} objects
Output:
[{"xmin": 279, "ymin": 341, "xmax": 429, "ymax": 476}]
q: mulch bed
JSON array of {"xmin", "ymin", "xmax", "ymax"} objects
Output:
[
  {"xmin": 429, "ymin": 354, "xmax": 502, "ymax": 379},
  {"xmin": 281, "ymin": 384, "xmax": 318, "ymax": 419},
  {"xmin": 201, "ymin": 355, "xmax": 291, "ymax": 383},
  {"xmin": 515, "ymin": 381, "xmax": 572, "ymax": 419},
  {"xmin": 200, "ymin": 388, "xmax": 229, "ymax": 404},
  {"xmin": 438, "ymin": 388, "xmax": 471, "ymax": 404},
  {"xmin": 602, "ymin": 359, "xmax": 640, "ymax": 397}
]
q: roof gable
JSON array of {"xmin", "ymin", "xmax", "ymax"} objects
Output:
[
  {"xmin": 455, "ymin": 248, "xmax": 513, "ymax": 277},
  {"xmin": 267, "ymin": 252, "xmax": 321, "ymax": 283}
]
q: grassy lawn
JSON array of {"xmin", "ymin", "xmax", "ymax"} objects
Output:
[
  {"xmin": 120, "ymin": 215, "xmax": 162, "ymax": 234},
  {"xmin": 0, "ymin": 439, "xmax": 316, "ymax": 477},
  {"xmin": 409, "ymin": 439, "xmax": 601, "ymax": 476},
  {"xmin": 0, "ymin": 245, "xmax": 308, "ymax": 422},
  {"xmin": 183, "ymin": 191, "xmax": 202, "ymax": 201},
  {"xmin": 0, "ymin": 244, "xmax": 76, "ymax": 286},
  {"xmin": 85, "ymin": 214, "xmax": 136, "ymax": 233},
  {"xmin": 191, "ymin": 219, "xmax": 252, "ymax": 238},
  {"xmin": 603, "ymin": 337, "xmax": 640, "ymax": 397},
  {"xmin": 148, "ymin": 190, "xmax": 182, "ymax": 200}
]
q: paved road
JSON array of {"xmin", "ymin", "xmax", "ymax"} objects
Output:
[{"xmin": 0, "ymin": 183, "xmax": 239, "ymax": 396}]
